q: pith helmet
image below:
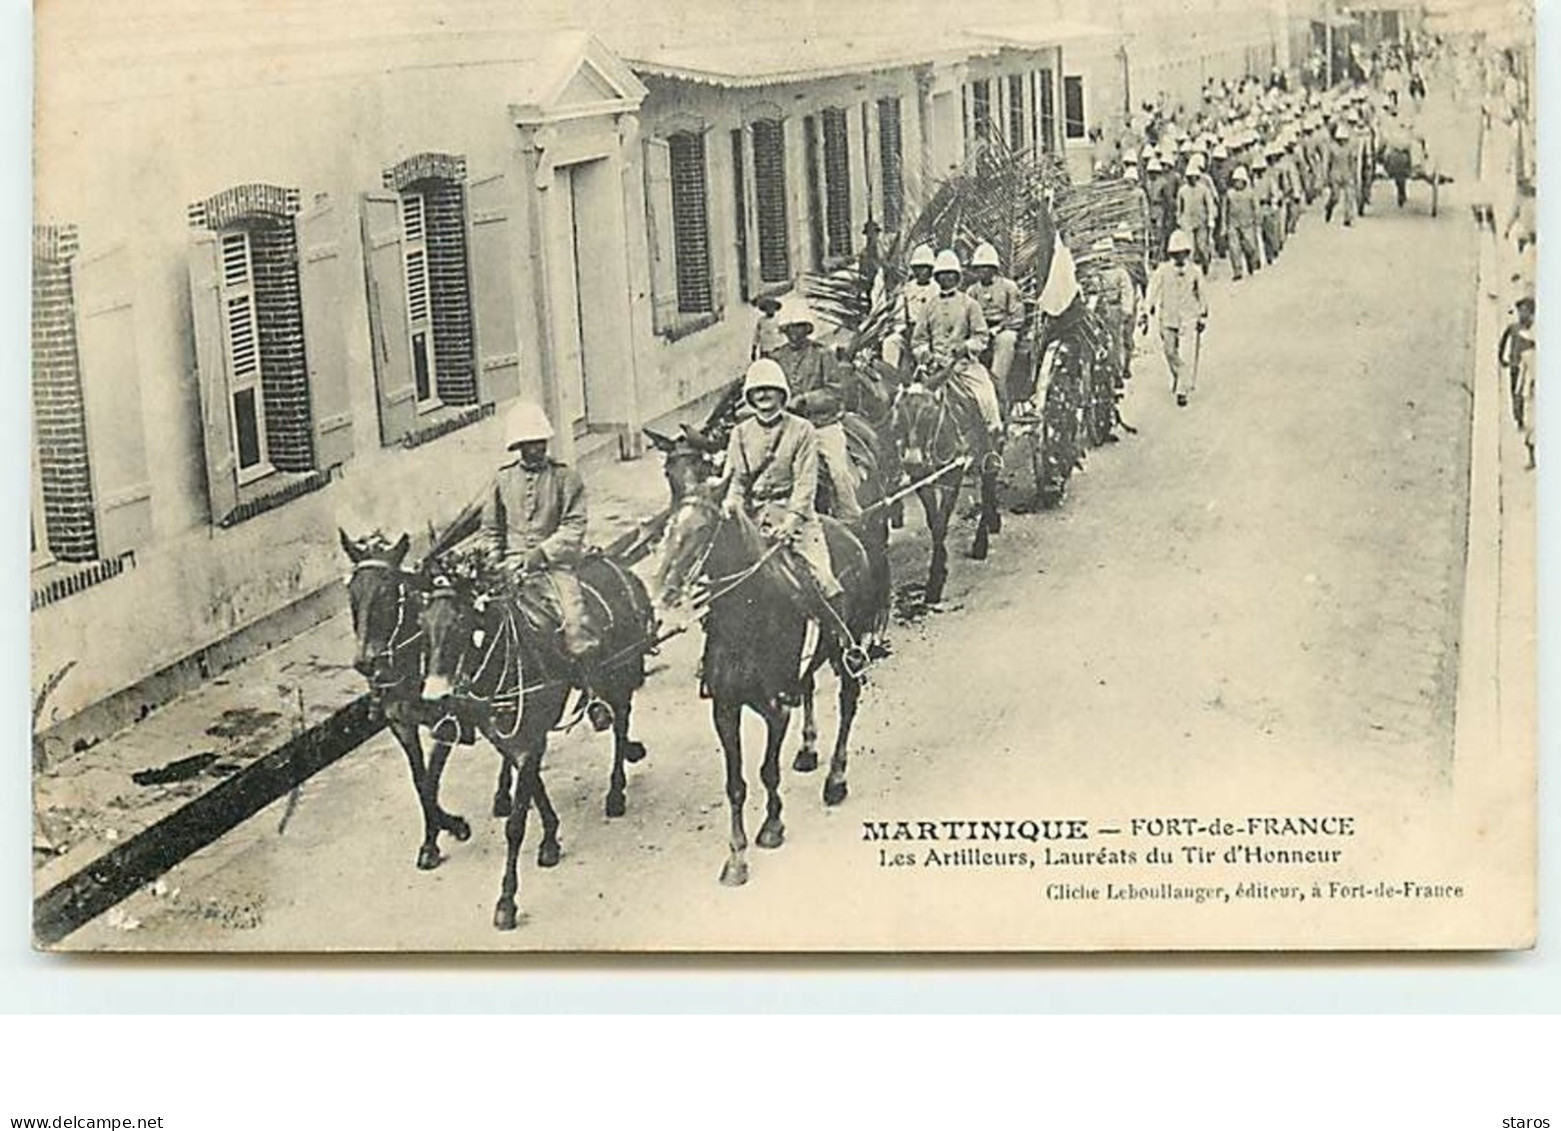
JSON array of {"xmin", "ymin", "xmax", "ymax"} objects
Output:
[
  {"xmin": 1091, "ymin": 236, "xmax": 1114, "ymax": 252},
  {"xmin": 1232, "ymin": 165, "xmax": 1250, "ymax": 183},
  {"xmin": 505, "ymin": 401, "xmax": 554, "ymax": 447},
  {"xmin": 743, "ymin": 358, "xmax": 790, "ymax": 401},
  {"xmin": 1123, "ymin": 148, "xmax": 1140, "ymax": 165},
  {"xmin": 1166, "ymin": 229, "xmax": 1194, "ymax": 255},
  {"xmin": 933, "ymin": 249, "xmax": 963, "ymax": 275},
  {"xmin": 971, "ymin": 242, "xmax": 1001, "ymax": 269},
  {"xmin": 908, "ymin": 243, "xmax": 937, "ymax": 269},
  {"xmin": 775, "ymin": 293, "xmax": 817, "ymax": 331}
]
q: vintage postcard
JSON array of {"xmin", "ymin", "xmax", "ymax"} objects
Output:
[{"xmin": 30, "ymin": 0, "xmax": 1535, "ymax": 951}]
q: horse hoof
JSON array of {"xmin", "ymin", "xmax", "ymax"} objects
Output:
[
  {"xmin": 605, "ymin": 792, "xmax": 627, "ymax": 819},
  {"xmin": 416, "ymin": 845, "xmax": 442, "ymax": 871},
  {"xmin": 988, "ymin": 511, "xmax": 1002, "ymax": 535},
  {"xmin": 492, "ymin": 794, "xmax": 512, "ymax": 819},
  {"xmin": 793, "ymin": 748, "xmax": 819, "ymax": 773},
  {"xmin": 720, "ymin": 859, "xmax": 750, "ymax": 887},
  {"xmin": 494, "ymin": 904, "xmax": 519, "ymax": 931},
  {"xmin": 968, "ymin": 541, "xmax": 988, "ymax": 561},
  {"xmin": 622, "ymin": 740, "xmax": 648, "ymax": 765},
  {"xmin": 824, "ymin": 780, "xmax": 849, "ymax": 807},
  {"xmin": 756, "ymin": 821, "xmax": 785, "ymax": 850},
  {"xmin": 537, "ymin": 840, "xmax": 561, "ymax": 868},
  {"xmin": 444, "ymin": 815, "xmax": 472, "ymax": 842}
]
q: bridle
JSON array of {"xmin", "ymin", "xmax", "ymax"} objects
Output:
[
  {"xmin": 350, "ymin": 559, "xmax": 425, "ymax": 693},
  {"xmin": 663, "ymin": 494, "xmax": 785, "ymax": 611}
]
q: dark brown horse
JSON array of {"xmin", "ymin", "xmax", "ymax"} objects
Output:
[
  {"xmin": 418, "ymin": 552, "xmax": 655, "ymax": 930},
  {"xmin": 341, "ymin": 530, "xmax": 475, "ymax": 872},
  {"xmin": 653, "ymin": 478, "xmax": 886, "ymax": 887}
]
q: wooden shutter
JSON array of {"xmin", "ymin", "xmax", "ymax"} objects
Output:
[
  {"xmin": 297, "ymin": 197, "xmax": 355, "ymax": 469},
  {"xmin": 467, "ymin": 172, "xmax": 522, "ymax": 405},
  {"xmin": 74, "ymin": 242, "xmax": 152, "ymax": 558},
  {"xmin": 877, "ymin": 99, "xmax": 904, "ymax": 231},
  {"xmin": 821, "ymin": 108, "xmax": 852, "ymax": 260},
  {"xmin": 188, "ymin": 231, "xmax": 240, "ymax": 524},
  {"xmin": 642, "ymin": 137, "xmax": 678, "ymax": 332},
  {"xmin": 752, "ymin": 119, "xmax": 791, "ymax": 283},
  {"xmin": 360, "ymin": 191, "xmax": 418, "ymax": 445},
  {"xmin": 667, "ymin": 132, "xmax": 713, "ymax": 314}
]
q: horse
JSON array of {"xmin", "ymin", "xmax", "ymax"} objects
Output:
[
  {"xmin": 418, "ymin": 550, "xmax": 656, "ymax": 930},
  {"xmin": 340, "ymin": 530, "xmax": 475, "ymax": 872},
  {"xmin": 890, "ymin": 367, "xmax": 1002, "ymax": 603},
  {"xmin": 653, "ymin": 479, "xmax": 886, "ymax": 887}
]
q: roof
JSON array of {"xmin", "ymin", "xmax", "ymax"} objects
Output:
[{"xmin": 624, "ymin": 34, "xmax": 1002, "ymax": 88}]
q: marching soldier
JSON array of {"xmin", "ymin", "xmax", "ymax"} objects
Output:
[
  {"xmin": 1146, "ymin": 229, "xmax": 1208, "ymax": 408},
  {"xmin": 1176, "ymin": 155, "xmax": 1218, "ymax": 274},
  {"xmin": 967, "ymin": 241, "xmax": 1026, "ymax": 409},
  {"xmin": 1326, "ymin": 122, "xmax": 1359, "ymax": 227},
  {"xmin": 1252, "ymin": 151, "xmax": 1283, "ymax": 264},
  {"xmin": 769, "ymin": 295, "xmax": 861, "ymax": 520},
  {"xmin": 1224, "ymin": 164, "xmax": 1262, "ymax": 280}
]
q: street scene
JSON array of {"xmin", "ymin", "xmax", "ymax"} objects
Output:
[{"xmin": 31, "ymin": 0, "xmax": 1535, "ymax": 950}]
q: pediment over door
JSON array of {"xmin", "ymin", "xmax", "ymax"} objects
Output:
[{"xmin": 510, "ymin": 31, "xmax": 649, "ymax": 127}]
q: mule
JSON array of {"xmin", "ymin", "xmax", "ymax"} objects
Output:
[
  {"xmin": 340, "ymin": 530, "xmax": 476, "ymax": 872},
  {"xmin": 654, "ymin": 485, "xmax": 886, "ymax": 887},
  {"xmin": 418, "ymin": 552, "xmax": 655, "ymax": 931}
]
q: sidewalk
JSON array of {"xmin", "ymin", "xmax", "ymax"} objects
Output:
[{"xmin": 32, "ymin": 421, "xmax": 683, "ymax": 899}]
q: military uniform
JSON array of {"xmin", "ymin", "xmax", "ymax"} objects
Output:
[
  {"xmin": 481, "ymin": 457, "xmax": 594, "ymax": 655},
  {"xmin": 770, "ymin": 338, "xmax": 861, "ymax": 519},
  {"xmin": 1176, "ymin": 175, "xmax": 1218, "ymax": 273},
  {"xmin": 721, "ymin": 411, "xmax": 841, "ymax": 598},
  {"xmin": 912, "ymin": 289, "xmax": 1004, "ymax": 434},
  {"xmin": 966, "ymin": 273, "xmax": 1025, "ymax": 403},
  {"xmin": 1225, "ymin": 179, "xmax": 1262, "ymax": 279},
  {"xmin": 884, "ymin": 278, "xmax": 939, "ymax": 370},
  {"xmin": 1147, "ymin": 258, "xmax": 1208, "ymax": 399}
]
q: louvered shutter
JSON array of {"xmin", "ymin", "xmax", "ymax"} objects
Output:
[
  {"xmin": 188, "ymin": 231, "xmax": 240, "ymax": 524},
  {"xmin": 360, "ymin": 191, "xmax": 418, "ymax": 445},
  {"xmin": 467, "ymin": 172, "xmax": 522, "ymax": 405},
  {"xmin": 667, "ymin": 132, "xmax": 712, "ymax": 314},
  {"xmin": 74, "ymin": 243, "xmax": 152, "ymax": 557},
  {"xmin": 821, "ymin": 108, "xmax": 853, "ymax": 261},
  {"xmin": 877, "ymin": 99, "xmax": 904, "ymax": 231},
  {"xmin": 752, "ymin": 119, "xmax": 791, "ymax": 283},
  {"xmin": 297, "ymin": 197, "xmax": 355, "ymax": 469},
  {"xmin": 642, "ymin": 137, "xmax": 679, "ymax": 333}
]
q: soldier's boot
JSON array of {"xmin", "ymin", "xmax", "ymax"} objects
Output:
[{"xmin": 565, "ymin": 626, "xmax": 613, "ymax": 732}]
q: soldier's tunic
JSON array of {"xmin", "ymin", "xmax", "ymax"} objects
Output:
[
  {"xmin": 1176, "ymin": 177, "xmax": 1218, "ymax": 271},
  {"xmin": 721, "ymin": 411, "xmax": 841, "ymax": 597},
  {"xmin": 769, "ymin": 339, "xmax": 861, "ymax": 519},
  {"xmin": 884, "ymin": 278, "xmax": 939, "ymax": 370},
  {"xmin": 912, "ymin": 289, "xmax": 1004, "ymax": 433},
  {"xmin": 481, "ymin": 458, "xmax": 594, "ymax": 654},
  {"xmin": 1146, "ymin": 259, "xmax": 1208, "ymax": 397},
  {"xmin": 1098, "ymin": 262, "xmax": 1139, "ymax": 384},
  {"xmin": 966, "ymin": 273, "xmax": 1025, "ymax": 399},
  {"xmin": 1255, "ymin": 167, "xmax": 1284, "ymax": 261},
  {"xmin": 1225, "ymin": 182, "xmax": 1262, "ymax": 279}
]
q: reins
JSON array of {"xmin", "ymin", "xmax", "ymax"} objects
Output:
[{"xmin": 352, "ymin": 560, "xmax": 426, "ymax": 692}]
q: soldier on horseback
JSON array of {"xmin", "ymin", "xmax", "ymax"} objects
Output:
[
  {"xmin": 480, "ymin": 400, "xmax": 608, "ymax": 718},
  {"xmin": 721, "ymin": 358, "xmax": 868, "ymax": 677},
  {"xmin": 769, "ymin": 295, "xmax": 862, "ymax": 521},
  {"xmin": 966, "ymin": 241, "xmax": 1025, "ymax": 410},
  {"xmin": 883, "ymin": 243, "xmax": 939, "ymax": 372},
  {"xmin": 912, "ymin": 249, "xmax": 1005, "ymax": 451}
]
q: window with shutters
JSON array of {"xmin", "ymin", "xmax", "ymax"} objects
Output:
[
  {"xmin": 1064, "ymin": 75, "xmax": 1087, "ymax": 140},
  {"xmin": 820, "ymin": 107, "xmax": 853, "ymax": 262},
  {"xmin": 1038, "ymin": 69, "xmax": 1057, "ymax": 153},
  {"xmin": 969, "ymin": 79, "xmax": 993, "ymax": 149},
  {"xmin": 218, "ymin": 229, "xmax": 273, "ymax": 483},
  {"xmin": 400, "ymin": 192, "xmax": 439, "ymax": 410},
  {"xmin": 668, "ymin": 131, "xmax": 713, "ymax": 315},
  {"xmin": 752, "ymin": 118, "xmax": 791, "ymax": 285},
  {"xmin": 877, "ymin": 97, "xmax": 904, "ymax": 231},
  {"xmin": 1007, "ymin": 74, "xmax": 1029, "ymax": 151}
]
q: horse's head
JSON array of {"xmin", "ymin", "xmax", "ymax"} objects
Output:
[
  {"xmin": 892, "ymin": 381, "xmax": 947, "ymax": 475},
  {"xmin": 339, "ymin": 529, "xmax": 414, "ymax": 687},
  {"xmin": 418, "ymin": 570, "xmax": 488, "ymax": 703},
  {"xmin": 653, "ymin": 488, "xmax": 724, "ymax": 610},
  {"xmin": 645, "ymin": 424, "xmax": 722, "ymax": 505}
]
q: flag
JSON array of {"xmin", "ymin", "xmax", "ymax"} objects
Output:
[{"xmin": 1037, "ymin": 233, "xmax": 1080, "ymax": 317}]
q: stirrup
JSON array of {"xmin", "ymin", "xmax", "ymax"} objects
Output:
[
  {"xmin": 981, "ymin": 450, "xmax": 1005, "ymax": 475},
  {"xmin": 842, "ymin": 645, "xmax": 871, "ymax": 681},
  {"xmin": 586, "ymin": 697, "xmax": 615, "ymax": 733}
]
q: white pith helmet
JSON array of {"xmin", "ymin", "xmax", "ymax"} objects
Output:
[
  {"xmin": 743, "ymin": 358, "xmax": 790, "ymax": 401},
  {"xmin": 1232, "ymin": 164, "xmax": 1250, "ymax": 182},
  {"xmin": 971, "ymin": 242, "xmax": 1001, "ymax": 269},
  {"xmin": 775, "ymin": 293, "xmax": 817, "ymax": 331},
  {"xmin": 1166, "ymin": 229, "xmax": 1194, "ymax": 255},
  {"xmin": 932, "ymin": 249, "xmax": 963, "ymax": 276},
  {"xmin": 908, "ymin": 243, "xmax": 937, "ymax": 269},
  {"xmin": 505, "ymin": 401, "xmax": 554, "ymax": 447}
]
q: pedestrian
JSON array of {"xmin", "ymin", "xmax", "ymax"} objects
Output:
[
  {"xmin": 1176, "ymin": 156, "xmax": 1218, "ymax": 274},
  {"xmin": 1498, "ymin": 295, "xmax": 1536, "ymax": 430},
  {"xmin": 480, "ymin": 401, "xmax": 606, "ymax": 704},
  {"xmin": 1252, "ymin": 152, "xmax": 1283, "ymax": 262},
  {"xmin": 966, "ymin": 241, "xmax": 1026, "ymax": 409},
  {"xmin": 1225, "ymin": 165, "xmax": 1262, "ymax": 280},
  {"xmin": 912, "ymin": 249, "xmax": 1005, "ymax": 446},
  {"xmin": 1146, "ymin": 229, "xmax": 1208, "ymax": 408},
  {"xmin": 1326, "ymin": 123, "xmax": 1358, "ymax": 226},
  {"xmin": 721, "ymin": 359, "xmax": 864, "ymax": 664},
  {"xmin": 768, "ymin": 295, "xmax": 862, "ymax": 520},
  {"xmin": 751, "ymin": 294, "xmax": 783, "ymax": 360},
  {"xmin": 1145, "ymin": 154, "xmax": 1174, "ymax": 261},
  {"xmin": 1278, "ymin": 136, "xmax": 1303, "ymax": 235}
]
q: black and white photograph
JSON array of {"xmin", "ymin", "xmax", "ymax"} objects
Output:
[{"xmin": 29, "ymin": 0, "xmax": 1536, "ymax": 951}]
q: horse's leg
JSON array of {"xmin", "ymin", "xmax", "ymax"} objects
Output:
[
  {"xmin": 425, "ymin": 738, "xmax": 470, "ymax": 844},
  {"xmin": 388, "ymin": 717, "xmax": 444, "ymax": 871},
  {"xmin": 824, "ymin": 662, "xmax": 861, "ymax": 807},
  {"xmin": 792, "ymin": 671, "xmax": 820, "ymax": 773},
  {"xmin": 921, "ymin": 485, "xmax": 950, "ymax": 605},
  {"xmin": 714, "ymin": 699, "xmax": 750, "ymax": 886},
  {"xmin": 492, "ymin": 755, "xmax": 515, "ymax": 819},
  {"xmin": 531, "ymin": 739, "xmax": 562, "ymax": 869},
  {"xmin": 755, "ymin": 701, "xmax": 789, "ymax": 850},
  {"xmin": 970, "ymin": 465, "xmax": 1000, "ymax": 559},
  {"xmin": 493, "ymin": 744, "xmax": 536, "ymax": 931},
  {"xmin": 604, "ymin": 682, "xmax": 645, "ymax": 819}
]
